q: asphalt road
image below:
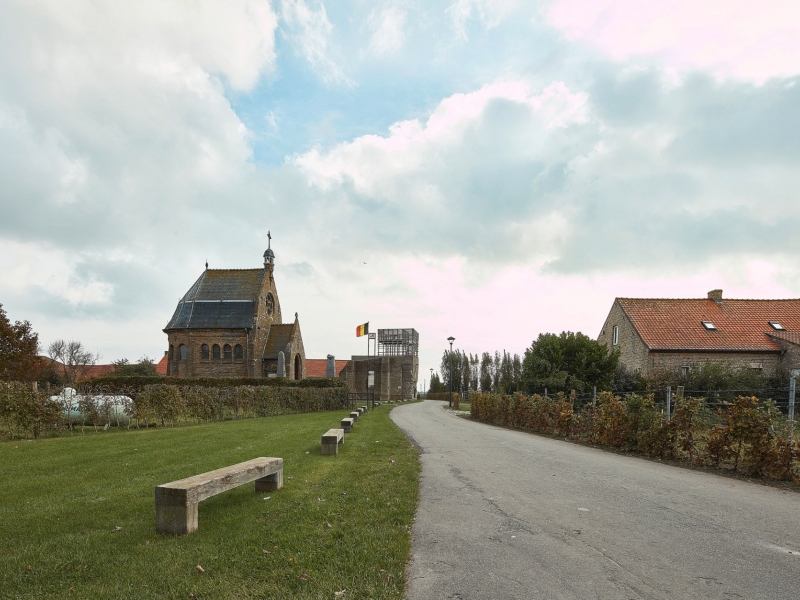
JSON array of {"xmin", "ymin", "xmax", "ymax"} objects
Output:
[{"xmin": 390, "ymin": 400, "xmax": 800, "ymax": 600}]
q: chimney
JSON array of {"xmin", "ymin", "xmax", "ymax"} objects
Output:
[{"xmin": 708, "ymin": 289, "xmax": 723, "ymax": 303}]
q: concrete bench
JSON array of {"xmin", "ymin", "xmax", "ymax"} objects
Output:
[
  {"xmin": 350, "ymin": 411, "xmax": 360, "ymax": 421},
  {"xmin": 356, "ymin": 407, "xmax": 365, "ymax": 416},
  {"xmin": 341, "ymin": 417, "xmax": 354, "ymax": 433},
  {"xmin": 155, "ymin": 457, "xmax": 283, "ymax": 535},
  {"xmin": 321, "ymin": 428, "xmax": 344, "ymax": 455}
]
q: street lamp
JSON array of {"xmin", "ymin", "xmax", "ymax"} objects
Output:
[
  {"xmin": 429, "ymin": 368, "xmax": 433, "ymax": 397},
  {"xmin": 447, "ymin": 336, "xmax": 455, "ymax": 407}
]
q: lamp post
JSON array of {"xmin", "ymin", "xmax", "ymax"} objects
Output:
[
  {"xmin": 447, "ymin": 336, "xmax": 455, "ymax": 407},
  {"xmin": 429, "ymin": 368, "xmax": 433, "ymax": 397}
]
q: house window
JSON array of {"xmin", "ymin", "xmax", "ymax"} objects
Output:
[
  {"xmin": 681, "ymin": 366, "xmax": 690, "ymax": 378},
  {"xmin": 769, "ymin": 321, "xmax": 785, "ymax": 331},
  {"xmin": 212, "ymin": 344, "xmax": 221, "ymax": 360},
  {"xmin": 179, "ymin": 344, "xmax": 187, "ymax": 360},
  {"xmin": 612, "ymin": 325, "xmax": 619, "ymax": 346},
  {"xmin": 224, "ymin": 344, "xmax": 232, "ymax": 360},
  {"xmin": 701, "ymin": 321, "xmax": 717, "ymax": 330},
  {"xmin": 234, "ymin": 344, "xmax": 243, "ymax": 361},
  {"xmin": 201, "ymin": 344, "xmax": 209, "ymax": 360}
]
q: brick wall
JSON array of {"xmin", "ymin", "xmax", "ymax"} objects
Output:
[
  {"xmin": 648, "ymin": 351, "xmax": 780, "ymax": 373},
  {"xmin": 597, "ymin": 301, "xmax": 650, "ymax": 373},
  {"xmin": 344, "ymin": 355, "xmax": 418, "ymax": 400}
]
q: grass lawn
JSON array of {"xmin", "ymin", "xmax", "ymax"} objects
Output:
[{"xmin": 0, "ymin": 406, "xmax": 419, "ymax": 599}]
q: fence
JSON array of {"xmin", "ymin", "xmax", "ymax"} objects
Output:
[{"xmin": 0, "ymin": 381, "xmax": 350, "ymax": 440}]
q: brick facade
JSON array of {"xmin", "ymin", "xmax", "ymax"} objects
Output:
[
  {"xmin": 343, "ymin": 354, "xmax": 419, "ymax": 401},
  {"xmin": 164, "ymin": 248, "xmax": 305, "ymax": 379}
]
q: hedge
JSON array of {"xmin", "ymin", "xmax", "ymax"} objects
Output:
[
  {"xmin": 471, "ymin": 391, "xmax": 800, "ymax": 483},
  {"xmin": 84, "ymin": 375, "xmax": 346, "ymax": 390},
  {"xmin": 0, "ymin": 381, "xmax": 350, "ymax": 440}
]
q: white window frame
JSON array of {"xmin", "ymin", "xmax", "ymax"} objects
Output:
[
  {"xmin": 612, "ymin": 325, "xmax": 619, "ymax": 346},
  {"xmin": 701, "ymin": 321, "xmax": 717, "ymax": 330}
]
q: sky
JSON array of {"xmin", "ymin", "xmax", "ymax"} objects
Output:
[{"xmin": 2, "ymin": 0, "xmax": 800, "ymax": 383}]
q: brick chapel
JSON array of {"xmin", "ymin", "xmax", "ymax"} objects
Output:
[{"xmin": 163, "ymin": 238, "xmax": 306, "ymax": 379}]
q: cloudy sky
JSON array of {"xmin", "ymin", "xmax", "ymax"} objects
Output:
[{"xmin": 2, "ymin": 0, "xmax": 800, "ymax": 381}]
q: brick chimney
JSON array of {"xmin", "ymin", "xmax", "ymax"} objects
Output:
[{"xmin": 707, "ymin": 289, "xmax": 723, "ymax": 303}]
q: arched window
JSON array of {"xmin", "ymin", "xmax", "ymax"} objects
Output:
[
  {"xmin": 294, "ymin": 354, "xmax": 301, "ymax": 380},
  {"xmin": 212, "ymin": 344, "xmax": 221, "ymax": 360},
  {"xmin": 234, "ymin": 344, "xmax": 243, "ymax": 361},
  {"xmin": 224, "ymin": 344, "xmax": 232, "ymax": 360},
  {"xmin": 179, "ymin": 344, "xmax": 187, "ymax": 360},
  {"xmin": 169, "ymin": 345, "xmax": 174, "ymax": 360},
  {"xmin": 201, "ymin": 344, "xmax": 209, "ymax": 360}
]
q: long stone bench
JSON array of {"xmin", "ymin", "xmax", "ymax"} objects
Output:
[
  {"xmin": 155, "ymin": 457, "xmax": 283, "ymax": 535},
  {"xmin": 341, "ymin": 417, "xmax": 354, "ymax": 433},
  {"xmin": 321, "ymin": 428, "xmax": 344, "ymax": 455}
]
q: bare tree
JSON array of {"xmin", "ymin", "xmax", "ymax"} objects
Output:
[{"xmin": 48, "ymin": 339, "xmax": 99, "ymax": 384}]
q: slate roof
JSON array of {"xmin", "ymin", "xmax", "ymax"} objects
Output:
[
  {"xmin": 617, "ymin": 297, "xmax": 800, "ymax": 352},
  {"xmin": 164, "ymin": 269, "xmax": 265, "ymax": 330},
  {"xmin": 305, "ymin": 359, "xmax": 348, "ymax": 378},
  {"xmin": 263, "ymin": 323, "xmax": 296, "ymax": 359}
]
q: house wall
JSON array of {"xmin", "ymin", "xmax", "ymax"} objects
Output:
[
  {"xmin": 597, "ymin": 301, "xmax": 650, "ymax": 373},
  {"xmin": 648, "ymin": 351, "xmax": 781, "ymax": 374}
]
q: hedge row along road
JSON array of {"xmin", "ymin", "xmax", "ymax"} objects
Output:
[{"xmin": 391, "ymin": 400, "xmax": 800, "ymax": 600}]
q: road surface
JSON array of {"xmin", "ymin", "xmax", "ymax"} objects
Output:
[{"xmin": 391, "ymin": 400, "xmax": 800, "ymax": 600}]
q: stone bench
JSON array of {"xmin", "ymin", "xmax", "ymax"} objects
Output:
[
  {"xmin": 341, "ymin": 417, "xmax": 354, "ymax": 433},
  {"xmin": 350, "ymin": 411, "xmax": 360, "ymax": 421},
  {"xmin": 155, "ymin": 457, "xmax": 283, "ymax": 535},
  {"xmin": 321, "ymin": 428, "xmax": 344, "ymax": 455},
  {"xmin": 356, "ymin": 407, "xmax": 365, "ymax": 416}
]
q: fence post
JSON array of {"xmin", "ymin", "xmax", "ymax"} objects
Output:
[
  {"xmin": 789, "ymin": 376, "xmax": 796, "ymax": 430},
  {"xmin": 593, "ymin": 386, "xmax": 597, "ymax": 406},
  {"xmin": 666, "ymin": 386, "xmax": 672, "ymax": 423}
]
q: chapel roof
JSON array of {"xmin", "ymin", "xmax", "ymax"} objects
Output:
[
  {"xmin": 616, "ymin": 297, "xmax": 800, "ymax": 352},
  {"xmin": 164, "ymin": 269, "xmax": 266, "ymax": 331},
  {"xmin": 263, "ymin": 323, "xmax": 296, "ymax": 359}
]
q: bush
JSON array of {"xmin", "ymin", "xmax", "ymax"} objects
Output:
[{"xmin": 470, "ymin": 390, "xmax": 800, "ymax": 483}]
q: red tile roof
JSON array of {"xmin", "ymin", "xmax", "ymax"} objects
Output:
[
  {"xmin": 617, "ymin": 297, "xmax": 800, "ymax": 352},
  {"xmin": 305, "ymin": 359, "xmax": 348, "ymax": 378},
  {"xmin": 79, "ymin": 364, "xmax": 117, "ymax": 379},
  {"xmin": 156, "ymin": 354, "xmax": 168, "ymax": 375},
  {"xmin": 768, "ymin": 331, "xmax": 800, "ymax": 346}
]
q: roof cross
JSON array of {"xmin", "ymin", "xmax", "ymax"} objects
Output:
[{"xmin": 267, "ymin": 230, "xmax": 271, "ymax": 249}]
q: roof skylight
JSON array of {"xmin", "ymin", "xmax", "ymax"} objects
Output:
[
  {"xmin": 769, "ymin": 321, "xmax": 785, "ymax": 331},
  {"xmin": 701, "ymin": 321, "xmax": 717, "ymax": 330}
]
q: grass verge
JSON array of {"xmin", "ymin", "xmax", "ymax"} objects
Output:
[{"xmin": 0, "ymin": 406, "xmax": 419, "ymax": 599}]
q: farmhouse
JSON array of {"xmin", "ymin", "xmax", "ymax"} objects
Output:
[
  {"xmin": 163, "ymin": 239, "xmax": 305, "ymax": 379},
  {"xmin": 598, "ymin": 290, "xmax": 800, "ymax": 376}
]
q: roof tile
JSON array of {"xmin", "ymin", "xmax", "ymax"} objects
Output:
[{"xmin": 617, "ymin": 298, "xmax": 800, "ymax": 351}]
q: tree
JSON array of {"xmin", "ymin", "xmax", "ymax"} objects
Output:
[
  {"xmin": 479, "ymin": 352, "xmax": 494, "ymax": 392},
  {"xmin": 0, "ymin": 304, "xmax": 40, "ymax": 381},
  {"xmin": 111, "ymin": 356, "xmax": 157, "ymax": 377},
  {"xmin": 521, "ymin": 331, "xmax": 619, "ymax": 394},
  {"xmin": 48, "ymin": 339, "xmax": 99, "ymax": 384},
  {"xmin": 428, "ymin": 372, "xmax": 446, "ymax": 393}
]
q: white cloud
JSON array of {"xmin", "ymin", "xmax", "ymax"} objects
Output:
[
  {"xmin": 367, "ymin": 5, "xmax": 407, "ymax": 56},
  {"xmin": 280, "ymin": 0, "xmax": 349, "ymax": 84},
  {"xmin": 545, "ymin": 0, "xmax": 800, "ymax": 83},
  {"xmin": 294, "ymin": 79, "xmax": 588, "ymax": 197},
  {"xmin": 446, "ymin": 0, "xmax": 520, "ymax": 40}
]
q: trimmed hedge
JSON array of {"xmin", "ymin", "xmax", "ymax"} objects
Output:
[
  {"xmin": 0, "ymin": 380, "xmax": 350, "ymax": 440},
  {"xmin": 471, "ymin": 391, "xmax": 800, "ymax": 483},
  {"xmin": 84, "ymin": 375, "xmax": 345, "ymax": 390}
]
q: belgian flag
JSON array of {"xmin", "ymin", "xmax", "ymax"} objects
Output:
[{"xmin": 356, "ymin": 322, "xmax": 369, "ymax": 337}]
